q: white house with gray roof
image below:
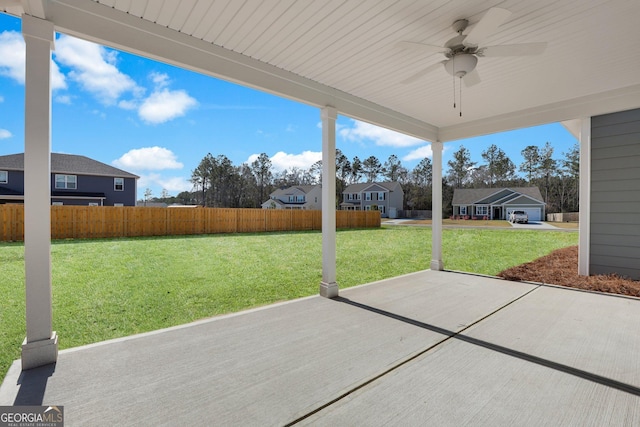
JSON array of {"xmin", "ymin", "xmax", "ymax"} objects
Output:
[
  {"xmin": 0, "ymin": 153, "xmax": 139, "ymax": 206},
  {"xmin": 341, "ymin": 182, "xmax": 403, "ymax": 218},
  {"xmin": 452, "ymin": 187, "xmax": 545, "ymax": 221},
  {"xmin": 262, "ymin": 185, "xmax": 322, "ymax": 210}
]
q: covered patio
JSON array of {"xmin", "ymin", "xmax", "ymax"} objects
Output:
[
  {"xmin": 2, "ymin": 270, "xmax": 640, "ymax": 425},
  {"xmin": 2, "ymin": 1, "xmax": 640, "ymax": 423}
]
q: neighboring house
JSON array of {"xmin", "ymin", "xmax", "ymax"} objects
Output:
[
  {"xmin": 0, "ymin": 153, "xmax": 139, "ymax": 206},
  {"xmin": 452, "ymin": 187, "xmax": 545, "ymax": 221},
  {"xmin": 262, "ymin": 185, "xmax": 322, "ymax": 210},
  {"xmin": 341, "ymin": 182, "xmax": 404, "ymax": 218},
  {"xmin": 136, "ymin": 201, "xmax": 168, "ymax": 208}
]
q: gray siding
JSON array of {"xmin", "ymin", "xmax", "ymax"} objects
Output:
[
  {"xmin": 0, "ymin": 170, "xmax": 25, "ymax": 193},
  {"xmin": 0, "ymin": 171, "xmax": 135, "ymax": 206},
  {"xmin": 590, "ymin": 107, "xmax": 640, "ymax": 280}
]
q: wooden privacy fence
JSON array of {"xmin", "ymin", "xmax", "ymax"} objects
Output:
[
  {"xmin": 0, "ymin": 205, "xmax": 380, "ymax": 241},
  {"xmin": 546, "ymin": 212, "xmax": 579, "ymax": 222}
]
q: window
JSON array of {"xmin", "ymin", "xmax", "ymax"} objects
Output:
[
  {"xmin": 55, "ymin": 174, "xmax": 77, "ymax": 189},
  {"xmin": 114, "ymin": 203, "xmax": 124, "ymax": 207},
  {"xmin": 365, "ymin": 192, "xmax": 372, "ymax": 201},
  {"xmin": 296, "ymin": 195, "xmax": 305, "ymax": 202},
  {"xmin": 460, "ymin": 206, "xmax": 467, "ymax": 215},
  {"xmin": 475, "ymin": 206, "xmax": 488, "ymax": 216},
  {"xmin": 0, "ymin": 170, "xmax": 7, "ymax": 184},
  {"xmin": 379, "ymin": 205, "xmax": 386, "ymax": 214},
  {"xmin": 114, "ymin": 177, "xmax": 124, "ymax": 191},
  {"xmin": 52, "ymin": 202, "xmax": 63, "ymax": 206},
  {"xmin": 377, "ymin": 192, "xmax": 385, "ymax": 201}
]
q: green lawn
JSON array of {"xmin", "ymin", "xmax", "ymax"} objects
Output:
[{"xmin": 0, "ymin": 227, "xmax": 577, "ymax": 378}]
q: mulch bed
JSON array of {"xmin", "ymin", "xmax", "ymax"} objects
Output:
[{"xmin": 497, "ymin": 245, "xmax": 640, "ymax": 297}]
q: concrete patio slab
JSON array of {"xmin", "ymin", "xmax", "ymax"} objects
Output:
[
  {"xmin": 463, "ymin": 284, "xmax": 640, "ymax": 387},
  {"xmin": 302, "ymin": 333, "xmax": 640, "ymax": 426},
  {"xmin": 0, "ymin": 270, "xmax": 536, "ymax": 426},
  {"xmin": 303, "ymin": 284, "xmax": 640, "ymax": 426}
]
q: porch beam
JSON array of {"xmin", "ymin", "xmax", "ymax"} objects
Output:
[
  {"xmin": 578, "ymin": 117, "xmax": 591, "ymax": 276},
  {"xmin": 430, "ymin": 141, "xmax": 444, "ymax": 271},
  {"xmin": 21, "ymin": 14, "xmax": 58, "ymax": 370},
  {"xmin": 320, "ymin": 106, "xmax": 339, "ymax": 298}
]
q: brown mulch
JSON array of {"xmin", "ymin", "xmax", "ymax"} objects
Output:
[{"xmin": 497, "ymin": 245, "xmax": 640, "ymax": 297}]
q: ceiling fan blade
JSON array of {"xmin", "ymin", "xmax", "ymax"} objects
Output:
[
  {"xmin": 478, "ymin": 42, "xmax": 547, "ymax": 57},
  {"xmin": 400, "ymin": 62, "xmax": 444, "ymax": 84},
  {"xmin": 463, "ymin": 7, "xmax": 512, "ymax": 48},
  {"xmin": 395, "ymin": 41, "xmax": 448, "ymax": 55},
  {"xmin": 463, "ymin": 69, "xmax": 481, "ymax": 87}
]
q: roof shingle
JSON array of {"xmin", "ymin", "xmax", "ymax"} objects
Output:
[
  {"xmin": 452, "ymin": 187, "xmax": 543, "ymax": 205},
  {"xmin": 0, "ymin": 153, "xmax": 139, "ymax": 178}
]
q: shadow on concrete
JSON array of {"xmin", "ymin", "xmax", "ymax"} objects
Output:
[
  {"xmin": 13, "ymin": 363, "xmax": 56, "ymax": 405},
  {"xmin": 336, "ymin": 296, "xmax": 640, "ymax": 397}
]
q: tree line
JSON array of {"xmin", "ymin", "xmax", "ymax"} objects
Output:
[{"xmin": 147, "ymin": 141, "xmax": 579, "ymax": 215}]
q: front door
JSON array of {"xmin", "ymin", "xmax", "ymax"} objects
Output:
[{"xmin": 493, "ymin": 207, "xmax": 501, "ymax": 220}]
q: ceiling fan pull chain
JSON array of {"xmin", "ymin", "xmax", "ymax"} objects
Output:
[
  {"xmin": 452, "ymin": 73, "xmax": 456, "ymax": 108},
  {"xmin": 459, "ymin": 77, "xmax": 463, "ymax": 117}
]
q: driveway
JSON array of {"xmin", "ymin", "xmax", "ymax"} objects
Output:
[{"xmin": 509, "ymin": 221, "xmax": 558, "ymax": 230}]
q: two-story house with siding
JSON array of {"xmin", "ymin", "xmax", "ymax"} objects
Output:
[
  {"xmin": 340, "ymin": 182, "xmax": 403, "ymax": 218},
  {"xmin": 0, "ymin": 153, "xmax": 139, "ymax": 206},
  {"xmin": 261, "ymin": 184, "xmax": 322, "ymax": 210}
]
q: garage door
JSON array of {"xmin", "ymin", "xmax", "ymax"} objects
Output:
[{"xmin": 507, "ymin": 208, "xmax": 542, "ymax": 221}]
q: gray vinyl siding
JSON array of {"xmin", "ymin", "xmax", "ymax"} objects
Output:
[
  {"xmin": 590, "ymin": 107, "xmax": 640, "ymax": 280},
  {"xmin": 1, "ymin": 170, "xmax": 24, "ymax": 193}
]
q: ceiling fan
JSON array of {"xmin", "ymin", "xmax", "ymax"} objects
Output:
[{"xmin": 396, "ymin": 7, "xmax": 547, "ymax": 115}]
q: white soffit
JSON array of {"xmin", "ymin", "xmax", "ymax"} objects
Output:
[{"xmin": 3, "ymin": 0, "xmax": 640, "ymax": 142}]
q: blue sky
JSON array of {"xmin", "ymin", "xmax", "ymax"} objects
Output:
[{"xmin": 0, "ymin": 13, "xmax": 577, "ymax": 197}]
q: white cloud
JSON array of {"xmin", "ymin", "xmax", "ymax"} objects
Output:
[
  {"xmin": 0, "ymin": 129, "xmax": 12, "ymax": 139},
  {"xmin": 118, "ymin": 99, "xmax": 137, "ymax": 110},
  {"xmin": 157, "ymin": 176, "xmax": 192, "ymax": 193},
  {"xmin": 54, "ymin": 34, "xmax": 137, "ymax": 104},
  {"xmin": 0, "ymin": 31, "xmax": 66, "ymax": 90},
  {"xmin": 55, "ymin": 94, "xmax": 72, "ymax": 104},
  {"xmin": 339, "ymin": 119, "xmax": 424, "ymax": 148},
  {"xmin": 0, "ymin": 31, "xmax": 26, "ymax": 82},
  {"xmin": 113, "ymin": 147, "xmax": 183, "ymax": 171},
  {"xmin": 403, "ymin": 145, "xmax": 433, "ymax": 161},
  {"xmin": 138, "ymin": 88, "xmax": 197, "ymax": 124},
  {"xmin": 248, "ymin": 150, "xmax": 322, "ymax": 172},
  {"xmin": 149, "ymin": 71, "xmax": 169, "ymax": 88},
  {"xmin": 137, "ymin": 173, "xmax": 192, "ymax": 194}
]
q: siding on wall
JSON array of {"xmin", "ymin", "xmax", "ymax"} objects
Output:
[{"xmin": 590, "ymin": 107, "xmax": 640, "ymax": 280}]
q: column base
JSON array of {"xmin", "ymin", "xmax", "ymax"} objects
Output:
[
  {"xmin": 430, "ymin": 260, "xmax": 444, "ymax": 271},
  {"xmin": 21, "ymin": 332, "xmax": 58, "ymax": 371},
  {"xmin": 319, "ymin": 281, "xmax": 339, "ymax": 298}
]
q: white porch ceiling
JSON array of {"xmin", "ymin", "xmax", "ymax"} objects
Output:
[{"xmin": 3, "ymin": 0, "xmax": 640, "ymax": 142}]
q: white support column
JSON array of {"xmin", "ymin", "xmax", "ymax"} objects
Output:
[
  {"xmin": 320, "ymin": 106, "xmax": 339, "ymax": 298},
  {"xmin": 21, "ymin": 15, "xmax": 58, "ymax": 370},
  {"xmin": 431, "ymin": 141, "xmax": 444, "ymax": 271},
  {"xmin": 578, "ymin": 117, "xmax": 591, "ymax": 276}
]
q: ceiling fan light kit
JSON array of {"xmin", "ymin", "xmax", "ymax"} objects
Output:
[{"xmin": 444, "ymin": 54, "xmax": 477, "ymax": 78}]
